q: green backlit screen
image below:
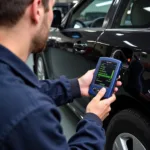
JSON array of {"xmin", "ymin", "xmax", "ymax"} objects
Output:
[{"xmin": 95, "ymin": 61, "xmax": 117, "ymax": 87}]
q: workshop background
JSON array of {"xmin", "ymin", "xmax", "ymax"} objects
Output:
[{"xmin": 25, "ymin": 0, "xmax": 150, "ymax": 149}]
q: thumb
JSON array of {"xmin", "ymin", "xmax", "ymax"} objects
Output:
[
  {"xmin": 91, "ymin": 69, "xmax": 95, "ymax": 74},
  {"xmin": 94, "ymin": 88, "xmax": 106, "ymax": 101}
]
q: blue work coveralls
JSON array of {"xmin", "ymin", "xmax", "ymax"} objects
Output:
[{"xmin": 0, "ymin": 45, "xmax": 105, "ymax": 150}]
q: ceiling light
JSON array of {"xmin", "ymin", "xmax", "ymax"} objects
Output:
[
  {"xmin": 144, "ymin": 7, "xmax": 150, "ymax": 12},
  {"xmin": 73, "ymin": 0, "xmax": 78, "ymax": 3}
]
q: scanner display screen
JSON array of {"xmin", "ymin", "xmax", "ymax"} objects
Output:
[{"xmin": 95, "ymin": 61, "xmax": 117, "ymax": 87}]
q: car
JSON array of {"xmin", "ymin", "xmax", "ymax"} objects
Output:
[
  {"xmin": 53, "ymin": 2, "xmax": 74, "ymax": 18},
  {"xmin": 33, "ymin": 0, "xmax": 150, "ymax": 149}
]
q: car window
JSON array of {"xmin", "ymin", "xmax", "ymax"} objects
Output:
[
  {"xmin": 53, "ymin": 6, "xmax": 68, "ymax": 18},
  {"xmin": 115, "ymin": 0, "xmax": 150, "ymax": 28},
  {"xmin": 68, "ymin": 0, "xmax": 113, "ymax": 28},
  {"xmin": 53, "ymin": 3, "xmax": 74, "ymax": 18}
]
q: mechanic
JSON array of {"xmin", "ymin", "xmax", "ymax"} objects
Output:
[{"xmin": 0, "ymin": 0, "xmax": 122, "ymax": 150}]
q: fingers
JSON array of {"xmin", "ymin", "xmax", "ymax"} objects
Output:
[
  {"xmin": 116, "ymin": 75, "xmax": 122, "ymax": 87},
  {"xmin": 108, "ymin": 106, "xmax": 111, "ymax": 112},
  {"xmin": 115, "ymin": 81, "xmax": 122, "ymax": 93},
  {"xmin": 87, "ymin": 89, "xmax": 115, "ymax": 121},
  {"xmin": 89, "ymin": 69, "xmax": 95, "ymax": 74},
  {"xmin": 114, "ymin": 80, "xmax": 122, "ymax": 93},
  {"xmin": 105, "ymin": 94, "xmax": 116, "ymax": 104},
  {"xmin": 117, "ymin": 75, "xmax": 121, "ymax": 80},
  {"xmin": 114, "ymin": 87, "xmax": 118, "ymax": 93},
  {"xmin": 94, "ymin": 88, "xmax": 106, "ymax": 101},
  {"xmin": 116, "ymin": 81, "xmax": 122, "ymax": 86},
  {"xmin": 91, "ymin": 69, "xmax": 95, "ymax": 72}
]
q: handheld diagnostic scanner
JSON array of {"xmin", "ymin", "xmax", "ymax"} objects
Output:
[{"xmin": 89, "ymin": 57, "xmax": 122, "ymax": 98}]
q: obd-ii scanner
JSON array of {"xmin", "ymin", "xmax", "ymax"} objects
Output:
[{"xmin": 89, "ymin": 57, "xmax": 122, "ymax": 98}]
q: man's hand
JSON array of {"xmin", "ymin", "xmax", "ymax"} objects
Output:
[
  {"xmin": 86, "ymin": 88, "xmax": 116, "ymax": 121},
  {"xmin": 78, "ymin": 70, "xmax": 122, "ymax": 97}
]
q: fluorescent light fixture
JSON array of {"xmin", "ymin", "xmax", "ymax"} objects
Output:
[
  {"xmin": 96, "ymin": 1, "xmax": 112, "ymax": 7},
  {"xmin": 124, "ymin": 41, "xmax": 137, "ymax": 48},
  {"xmin": 144, "ymin": 7, "xmax": 150, "ymax": 12},
  {"xmin": 73, "ymin": 0, "xmax": 78, "ymax": 3}
]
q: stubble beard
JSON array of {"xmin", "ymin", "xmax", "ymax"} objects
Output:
[{"xmin": 31, "ymin": 16, "xmax": 50, "ymax": 54}]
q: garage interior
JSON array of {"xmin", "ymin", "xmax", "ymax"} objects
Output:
[
  {"xmin": 1, "ymin": 0, "xmax": 150, "ymax": 149},
  {"xmin": 27, "ymin": 0, "xmax": 150, "ymax": 150}
]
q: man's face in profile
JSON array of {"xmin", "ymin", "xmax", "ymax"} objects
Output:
[{"xmin": 32, "ymin": 0, "xmax": 55, "ymax": 53}]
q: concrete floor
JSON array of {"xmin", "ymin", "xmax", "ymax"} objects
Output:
[{"xmin": 26, "ymin": 54, "xmax": 79, "ymax": 140}]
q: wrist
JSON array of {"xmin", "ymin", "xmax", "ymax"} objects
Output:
[
  {"xmin": 84, "ymin": 113, "xmax": 103, "ymax": 126},
  {"xmin": 70, "ymin": 78, "xmax": 81, "ymax": 98},
  {"xmin": 78, "ymin": 78, "xmax": 84, "ymax": 96}
]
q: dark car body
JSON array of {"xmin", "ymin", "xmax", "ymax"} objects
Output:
[
  {"xmin": 53, "ymin": 2, "xmax": 74, "ymax": 18},
  {"xmin": 34, "ymin": 0, "xmax": 150, "ymax": 149}
]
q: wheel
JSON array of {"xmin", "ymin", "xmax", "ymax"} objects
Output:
[
  {"xmin": 105, "ymin": 109, "xmax": 150, "ymax": 150},
  {"xmin": 34, "ymin": 54, "xmax": 47, "ymax": 80}
]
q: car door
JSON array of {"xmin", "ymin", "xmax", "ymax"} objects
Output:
[
  {"xmin": 47, "ymin": 0, "xmax": 115, "ymax": 115},
  {"xmin": 94, "ymin": 0, "xmax": 150, "ymax": 103}
]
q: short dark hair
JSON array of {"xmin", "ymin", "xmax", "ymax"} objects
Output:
[{"xmin": 0, "ymin": 0, "xmax": 49, "ymax": 27}]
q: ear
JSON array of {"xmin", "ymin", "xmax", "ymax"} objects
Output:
[{"xmin": 30, "ymin": 0, "xmax": 43, "ymax": 24}]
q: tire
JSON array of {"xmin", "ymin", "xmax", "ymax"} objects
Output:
[
  {"xmin": 34, "ymin": 54, "xmax": 47, "ymax": 80},
  {"xmin": 105, "ymin": 109, "xmax": 150, "ymax": 150}
]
